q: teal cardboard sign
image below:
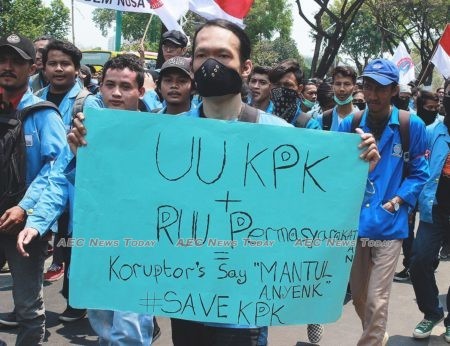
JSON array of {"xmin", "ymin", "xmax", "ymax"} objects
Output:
[{"xmin": 70, "ymin": 108, "xmax": 367, "ymax": 326}]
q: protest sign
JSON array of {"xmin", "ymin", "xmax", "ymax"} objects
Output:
[{"xmin": 70, "ymin": 108, "xmax": 367, "ymax": 325}]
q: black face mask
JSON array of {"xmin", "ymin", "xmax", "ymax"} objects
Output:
[
  {"xmin": 353, "ymin": 102, "xmax": 366, "ymax": 111},
  {"xmin": 194, "ymin": 58, "xmax": 242, "ymax": 97},
  {"xmin": 419, "ymin": 108, "xmax": 438, "ymax": 126},
  {"xmin": 392, "ymin": 95, "xmax": 410, "ymax": 111},
  {"xmin": 270, "ymin": 87, "xmax": 298, "ymax": 123}
]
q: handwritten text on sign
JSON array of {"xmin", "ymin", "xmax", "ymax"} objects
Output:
[{"xmin": 70, "ymin": 108, "xmax": 367, "ymax": 326}]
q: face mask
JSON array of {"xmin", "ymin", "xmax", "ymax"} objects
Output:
[
  {"xmin": 392, "ymin": 95, "xmax": 410, "ymax": 111},
  {"xmin": 333, "ymin": 94, "xmax": 353, "ymax": 106},
  {"xmin": 419, "ymin": 108, "xmax": 437, "ymax": 126},
  {"xmin": 271, "ymin": 87, "xmax": 298, "ymax": 123},
  {"xmin": 194, "ymin": 58, "xmax": 242, "ymax": 97},
  {"xmin": 353, "ymin": 102, "xmax": 366, "ymax": 111},
  {"xmin": 302, "ymin": 98, "xmax": 316, "ymax": 109}
]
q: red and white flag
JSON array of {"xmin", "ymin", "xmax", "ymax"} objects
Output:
[
  {"xmin": 431, "ymin": 24, "xmax": 450, "ymax": 79},
  {"xmin": 189, "ymin": 0, "xmax": 254, "ymax": 27},
  {"xmin": 75, "ymin": 0, "xmax": 188, "ymax": 32}
]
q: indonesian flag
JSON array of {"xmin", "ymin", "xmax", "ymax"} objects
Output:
[
  {"xmin": 391, "ymin": 43, "xmax": 415, "ymax": 85},
  {"xmin": 75, "ymin": 0, "xmax": 188, "ymax": 32},
  {"xmin": 189, "ymin": 0, "xmax": 254, "ymax": 27},
  {"xmin": 431, "ymin": 24, "xmax": 450, "ymax": 79},
  {"xmin": 149, "ymin": 0, "xmax": 188, "ymax": 32}
]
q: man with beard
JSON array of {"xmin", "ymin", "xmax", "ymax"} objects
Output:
[
  {"xmin": 0, "ymin": 33, "xmax": 67, "ymax": 345},
  {"xmin": 339, "ymin": 58, "xmax": 429, "ymax": 346}
]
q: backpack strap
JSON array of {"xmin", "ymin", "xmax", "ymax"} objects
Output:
[
  {"xmin": 398, "ymin": 109, "xmax": 411, "ymax": 178},
  {"xmin": 350, "ymin": 110, "xmax": 365, "ymax": 133},
  {"xmin": 19, "ymin": 101, "xmax": 61, "ymax": 121},
  {"xmin": 72, "ymin": 89, "xmax": 92, "ymax": 118},
  {"xmin": 294, "ymin": 112, "xmax": 312, "ymax": 128},
  {"xmin": 239, "ymin": 103, "xmax": 260, "ymax": 123},
  {"xmin": 321, "ymin": 108, "xmax": 333, "ymax": 131}
]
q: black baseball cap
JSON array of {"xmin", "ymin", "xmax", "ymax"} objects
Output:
[
  {"xmin": 160, "ymin": 57, "xmax": 193, "ymax": 79},
  {"xmin": 162, "ymin": 30, "xmax": 188, "ymax": 48},
  {"xmin": 0, "ymin": 33, "xmax": 35, "ymax": 62}
]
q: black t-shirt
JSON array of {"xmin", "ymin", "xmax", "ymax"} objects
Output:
[
  {"xmin": 436, "ymin": 150, "xmax": 450, "ymax": 213},
  {"xmin": 47, "ymin": 91, "xmax": 67, "ymax": 107}
]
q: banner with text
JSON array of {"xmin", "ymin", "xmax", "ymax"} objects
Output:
[{"xmin": 70, "ymin": 109, "xmax": 368, "ymax": 326}]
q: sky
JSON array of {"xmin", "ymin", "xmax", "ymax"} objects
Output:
[{"xmin": 58, "ymin": 0, "xmax": 318, "ymax": 57}]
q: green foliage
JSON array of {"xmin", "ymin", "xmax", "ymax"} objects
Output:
[
  {"xmin": 244, "ymin": 0, "xmax": 292, "ymax": 42},
  {"xmin": 43, "ymin": 0, "xmax": 70, "ymax": 39},
  {"xmin": 251, "ymin": 37, "xmax": 305, "ymax": 69},
  {"xmin": 92, "ymin": 9, "xmax": 162, "ymax": 51},
  {"xmin": 0, "ymin": 0, "xmax": 70, "ymax": 40},
  {"xmin": 339, "ymin": 3, "xmax": 382, "ymax": 73}
]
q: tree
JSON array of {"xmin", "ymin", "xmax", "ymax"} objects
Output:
[
  {"xmin": 0, "ymin": 0, "xmax": 70, "ymax": 40},
  {"xmin": 337, "ymin": 3, "xmax": 382, "ymax": 74},
  {"xmin": 43, "ymin": 0, "xmax": 70, "ymax": 39},
  {"xmin": 295, "ymin": 0, "xmax": 365, "ymax": 78},
  {"xmin": 92, "ymin": 9, "xmax": 162, "ymax": 51},
  {"xmin": 244, "ymin": 0, "xmax": 292, "ymax": 42},
  {"xmin": 365, "ymin": 0, "xmax": 449, "ymax": 85},
  {"xmin": 251, "ymin": 37, "xmax": 304, "ymax": 68}
]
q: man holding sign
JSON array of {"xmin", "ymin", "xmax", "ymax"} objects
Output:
[{"xmin": 67, "ymin": 20, "xmax": 380, "ymax": 346}]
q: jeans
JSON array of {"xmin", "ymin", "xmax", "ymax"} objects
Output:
[
  {"xmin": 402, "ymin": 212, "xmax": 416, "ymax": 268},
  {"xmin": 87, "ymin": 310, "xmax": 153, "ymax": 345},
  {"xmin": 1, "ymin": 234, "xmax": 47, "ymax": 346},
  {"xmin": 171, "ymin": 318, "xmax": 265, "ymax": 346},
  {"xmin": 410, "ymin": 206, "xmax": 450, "ymax": 322}
]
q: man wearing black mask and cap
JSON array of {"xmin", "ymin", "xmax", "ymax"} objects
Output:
[{"xmin": 409, "ymin": 79, "xmax": 450, "ymax": 342}]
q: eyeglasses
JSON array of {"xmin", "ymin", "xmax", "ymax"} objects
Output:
[{"xmin": 162, "ymin": 43, "xmax": 181, "ymax": 52}]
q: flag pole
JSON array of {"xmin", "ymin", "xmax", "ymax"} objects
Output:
[
  {"xmin": 115, "ymin": 11, "xmax": 123, "ymax": 51},
  {"xmin": 416, "ymin": 40, "xmax": 440, "ymax": 86},
  {"xmin": 140, "ymin": 14, "xmax": 154, "ymax": 46}
]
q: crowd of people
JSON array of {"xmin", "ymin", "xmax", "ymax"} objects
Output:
[{"xmin": 0, "ymin": 17, "xmax": 449, "ymax": 346}]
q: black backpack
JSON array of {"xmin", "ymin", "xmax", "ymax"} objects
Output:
[{"xmin": 0, "ymin": 101, "xmax": 60, "ymax": 233}]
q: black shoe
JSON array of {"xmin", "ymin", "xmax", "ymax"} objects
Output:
[
  {"xmin": 59, "ymin": 306, "xmax": 87, "ymax": 322},
  {"xmin": 153, "ymin": 317, "xmax": 161, "ymax": 342},
  {"xmin": 0, "ymin": 311, "xmax": 18, "ymax": 327},
  {"xmin": 393, "ymin": 267, "xmax": 410, "ymax": 282}
]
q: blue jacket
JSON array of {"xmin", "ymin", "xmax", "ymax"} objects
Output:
[
  {"xmin": 38, "ymin": 82, "xmax": 102, "ymax": 131},
  {"xmin": 25, "ymin": 145, "xmax": 72, "ymax": 235},
  {"xmin": 141, "ymin": 90, "xmax": 163, "ymax": 112},
  {"xmin": 16, "ymin": 90, "xmax": 68, "ymax": 212},
  {"xmin": 317, "ymin": 105, "xmax": 359, "ymax": 131},
  {"xmin": 418, "ymin": 121, "xmax": 450, "ymax": 223},
  {"xmin": 339, "ymin": 107, "xmax": 429, "ymax": 240}
]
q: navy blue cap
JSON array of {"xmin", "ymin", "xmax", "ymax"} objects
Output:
[{"xmin": 361, "ymin": 59, "xmax": 399, "ymax": 86}]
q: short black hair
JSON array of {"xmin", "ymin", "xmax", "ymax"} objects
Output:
[
  {"xmin": 249, "ymin": 66, "xmax": 271, "ymax": 80},
  {"xmin": 102, "ymin": 54, "xmax": 145, "ymax": 89},
  {"xmin": 416, "ymin": 90, "xmax": 439, "ymax": 110},
  {"xmin": 269, "ymin": 59, "xmax": 303, "ymax": 85},
  {"xmin": 42, "ymin": 40, "xmax": 82, "ymax": 69},
  {"xmin": 192, "ymin": 19, "xmax": 251, "ymax": 64},
  {"xmin": 332, "ymin": 65, "xmax": 357, "ymax": 84}
]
